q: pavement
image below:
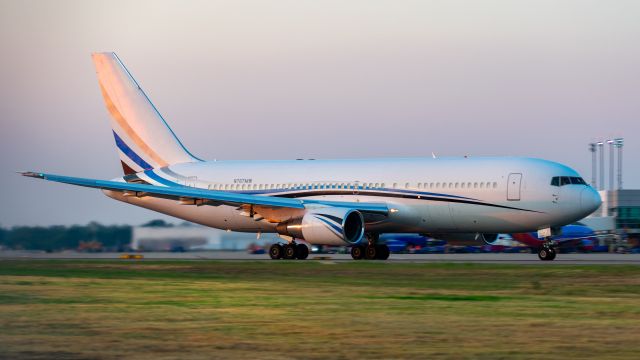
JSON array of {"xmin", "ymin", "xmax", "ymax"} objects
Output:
[{"xmin": 1, "ymin": 250, "xmax": 639, "ymax": 264}]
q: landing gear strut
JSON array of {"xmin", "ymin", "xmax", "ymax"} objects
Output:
[
  {"xmin": 351, "ymin": 234, "xmax": 390, "ymax": 260},
  {"xmin": 538, "ymin": 239, "xmax": 557, "ymax": 261},
  {"xmin": 269, "ymin": 242, "xmax": 309, "ymax": 260}
]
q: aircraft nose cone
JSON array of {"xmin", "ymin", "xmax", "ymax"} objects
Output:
[{"xmin": 580, "ymin": 187, "xmax": 601, "ymax": 215}]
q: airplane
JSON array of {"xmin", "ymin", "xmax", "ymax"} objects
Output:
[
  {"xmin": 510, "ymin": 223, "xmax": 599, "ymax": 254},
  {"xmin": 382, "ymin": 223, "xmax": 599, "ymax": 257},
  {"xmin": 21, "ymin": 52, "xmax": 602, "ymax": 261}
]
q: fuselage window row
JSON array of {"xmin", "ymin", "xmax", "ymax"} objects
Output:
[{"xmin": 205, "ymin": 181, "xmax": 499, "ymax": 191}]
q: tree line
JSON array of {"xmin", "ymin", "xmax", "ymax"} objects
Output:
[{"xmin": 0, "ymin": 220, "xmax": 173, "ymax": 252}]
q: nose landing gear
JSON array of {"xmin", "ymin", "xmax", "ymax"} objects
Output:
[{"xmin": 538, "ymin": 239, "xmax": 557, "ymax": 261}]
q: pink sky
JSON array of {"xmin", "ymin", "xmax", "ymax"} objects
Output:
[{"xmin": 1, "ymin": 0, "xmax": 638, "ymax": 226}]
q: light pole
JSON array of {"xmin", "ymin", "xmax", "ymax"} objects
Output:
[
  {"xmin": 597, "ymin": 142, "xmax": 604, "ymax": 191},
  {"xmin": 607, "ymin": 140, "xmax": 614, "ymax": 191},
  {"xmin": 589, "ymin": 143, "xmax": 597, "ymax": 188},
  {"xmin": 615, "ymin": 138, "xmax": 624, "ymax": 190}
]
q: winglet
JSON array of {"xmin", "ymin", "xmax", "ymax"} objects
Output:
[{"xmin": 19, "ymin": 171, "xmax": 45, "ymax": 179}]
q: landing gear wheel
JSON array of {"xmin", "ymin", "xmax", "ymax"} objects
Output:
[
  {"xmin": 295, "ymin": 244, "xmax": 309, "ymax": 260},
  {"xmin": 269, "ymin": 244, "xmax": 283, "ymax": 260},
  {"xmin": 351, "ymin": 246, "xmax": 365, "ymax": 260},
  {"xmin": 365, "ymin": 245, "xmax": 377, "ymax": 260},
  {"xmin": 375, "ymin": 244, "xmax": 390, "ymax": 260},
  {"xmin": 537, "ymin": 247, "xmax": 547, "ymax": 260},
  {"xmin": 284, "ymin": 244, "xmax": 297, "ymax": 259},
  {"xmin": 538, "ymin": 247, "xmax": 556, "ymax": 261}
]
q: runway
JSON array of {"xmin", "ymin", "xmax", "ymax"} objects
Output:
[{"xmin": 1, "ymin": 250, "xmax": 639, "ymax": 264}]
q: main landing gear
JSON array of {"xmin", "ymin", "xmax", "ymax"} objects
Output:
[
  {"xmin": 537, "ymin": 239, "xmax": 557, "ymax": 261},
  {"xmin": 351, "ymin": 234, "xmax": 390, "ymax": 260},
  {"xmin": 350, "ymin": 244, "xmax": 390, "ymax": 260},
  {"xmin": 269, "ymin": 242, "xmax": 309, "ymax": 260}
]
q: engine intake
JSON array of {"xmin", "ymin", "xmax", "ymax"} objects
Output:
[
  {"xmin": 276, "ymin": 208, "xmax": 365, "ymax": 246},
  {"xmin": 478, "ymin": 233, "xmax": 499, "ymax": 245}
]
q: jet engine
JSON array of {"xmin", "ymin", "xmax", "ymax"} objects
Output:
[
  {"xmin": 477, "ymin": 233, "xmax": 499, "ymax": 244},
  {"xmin": 427, "ymin": 232, "xmax": 499, "ymax": 245},
  {"xmin": 276, "ymin": 208, "xmax": 365, "ymax": 246}
]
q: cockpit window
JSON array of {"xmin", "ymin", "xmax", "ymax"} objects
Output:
[
  {"xmin": 551, "ymin": 176, "xmax": 587, "ymax": 186},
  {"xmin": 570, "ymin": 177, "xmax": 587, "ymax": 185}
]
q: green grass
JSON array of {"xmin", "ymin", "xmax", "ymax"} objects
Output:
[{"xmin": 0, "ymin": 260, "xmax": 639, "ymax": 359}]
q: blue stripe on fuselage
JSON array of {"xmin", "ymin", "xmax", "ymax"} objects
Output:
[{"xmin": 143, "ymin": 170, "xmax": 185, "ymax": 187}]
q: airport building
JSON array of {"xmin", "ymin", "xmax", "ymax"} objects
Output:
[
  {"xmin": 582, "ymin": 190, "xmax": 640, "ymax": 244},
  {"xmin": 591, "ymin": 190, "xmax": 640, "ymax": 234},
  {"xmin": 132, "ymin": 223, "xmax": 276, "ymax": 251}
]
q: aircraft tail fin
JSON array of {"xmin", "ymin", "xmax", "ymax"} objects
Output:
[{"xmin": 92, "ymin": 52, "xmax": 200, "ymax": 175}]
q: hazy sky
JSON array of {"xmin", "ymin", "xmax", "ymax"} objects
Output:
[{"xmin": 1, "ymin": 0, "xmax": 638, "ymax": 226}]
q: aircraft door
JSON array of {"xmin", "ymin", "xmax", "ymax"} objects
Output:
[{"xmin": 507, "ymin": 173, "xmax": 522, "ymax": 201}]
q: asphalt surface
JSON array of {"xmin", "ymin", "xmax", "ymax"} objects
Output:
[{"xmin": 1, "ymin": 250, "xmax": 639, "ymax": 264}]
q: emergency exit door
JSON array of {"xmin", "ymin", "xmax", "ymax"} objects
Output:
[{"xmin": 507, "ymin": 173, "xmax": 522, "ymax": 201}]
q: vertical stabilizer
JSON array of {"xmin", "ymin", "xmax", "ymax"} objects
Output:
[{"xmin": 92, "ymin": 52, "xmax": 199, "ymax": 175}]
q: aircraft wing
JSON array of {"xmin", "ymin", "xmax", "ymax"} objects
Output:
[{"xmin": 21, "ymin": 172, "xmax": 389, "ymax": 217}]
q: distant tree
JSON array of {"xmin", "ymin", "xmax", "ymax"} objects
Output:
[
  {"xmin": 0, "ymin": 226, "xmax": 6, "ymax": 247},
  {"xmin": 141, "ymin": 219, "xmax": 173, "ymax": 228},
  {"xmin": 2, "ymin": 223, "xmax": 132, "ymax": 251}
]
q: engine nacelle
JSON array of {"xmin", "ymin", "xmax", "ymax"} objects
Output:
[
  {"xmin": 427, "ymin": 232, "xmax": 499, "ymax": 245},
  {"xmin": 478, "ymin": 233, "xmax": 499, "ymax": 245},
  {"xmin": 276, "ymin": 208, "xmax": 365, "ymax": 246}
]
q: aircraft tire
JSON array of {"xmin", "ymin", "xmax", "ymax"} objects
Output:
[
  {"xmin": 365, "ymin": 245, "xmax": 377, "ymax": 260},
  {"xmin": 375, "ymin": 244, "xmax": 390, "ymax": 260},
  {"xmin": 284, "ymin": 244, "xmax": 297, "ymax": 259},
  {"xmin": 269, "ymin": 244, "xmax": 284, "ymax": 260},
  {"xmin": 351, "ymin": 246, "xmax": 365, "ymax": 260},
  {"xmin": 538, "ymin": 247, "xmax": 548, "ymax": 260},
  {"xmin": 295, "ymin": 244, "xmax": 309, "ymax": 260},
  {"xmin": 538, "ymin": 247, "xmax": 556, "ymax": 261}
]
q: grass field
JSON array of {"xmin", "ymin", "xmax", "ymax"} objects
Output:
[{"xmin": 0, "ymin": 260, "xmax": 639, "ymax": 359}]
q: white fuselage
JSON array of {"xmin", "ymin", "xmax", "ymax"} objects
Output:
[{"xmin": 104, "ymin": 156, "xmax": 601, "ymax": 238}]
